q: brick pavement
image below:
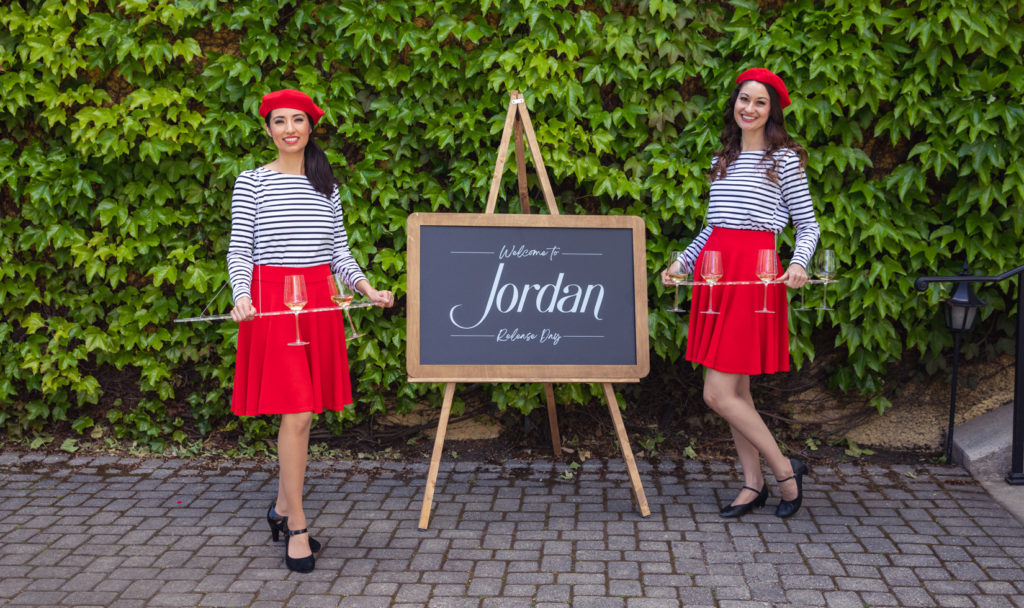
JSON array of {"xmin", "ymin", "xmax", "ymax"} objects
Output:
[{"xmin": 1, "ymin": 452, "xmax": 1022, "ymax": 607}]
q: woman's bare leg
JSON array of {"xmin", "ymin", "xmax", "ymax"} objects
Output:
[
  {"xmin": 727, "ymin": 375, "xmax": 776, "ymax": 504},
  {"xmin": 704, "ymin": 369, "xmax": 796, "ymax": 500},
  {"xmin": 274, "ymin": 412, "xmax": 312, "ymax": 557}
]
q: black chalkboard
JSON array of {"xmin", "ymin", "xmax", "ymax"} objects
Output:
[{"xmin": 407, "ymin": 213, "xmax": 649, "ymax": 382}]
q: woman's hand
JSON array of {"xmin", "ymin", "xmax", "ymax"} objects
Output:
[
  {"xmin": 230, "ymin": 296, "xmax": 257, "ymax": 322},
  {"xmin": 357, "ymin": 281, "xmax": 395, "ymax": 308},
  {"xmin": 660, "ymin": 260, "xmax": 684, "ymax": 287},
  {"xmin": 779, "ymin": 263, "xmax": 808, "ymax": 289},
  {"xmin": 368, "ymin": 288, "xmax": 395, "ymax": 308}
]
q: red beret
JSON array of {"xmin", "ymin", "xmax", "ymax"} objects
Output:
[
  {"xmin": 736, "ymin": 68, "xmax": 791, "ymax": 109},
  {"xmin": 258, "ymin": 89, "xmax": 325, "ymax": 124}
]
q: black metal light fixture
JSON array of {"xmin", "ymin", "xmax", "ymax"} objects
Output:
[
  {"xmin": 943, "ymin": 263, "xmax": 986, "ymax": 463},
  {"xmin": 945, "ymin": 278, "xmax": 985, "ymax": 333}
]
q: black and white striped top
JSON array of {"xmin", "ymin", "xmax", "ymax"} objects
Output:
[
  {"xmin": 226, "ymin": 167, "xmax": 367, "ymax": 303},
  {"xmin": 678, "ymin": 149, "xmax": 819, "ymax": 272}
]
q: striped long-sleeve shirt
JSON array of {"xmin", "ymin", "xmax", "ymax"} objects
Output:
[
  {"xmin": 678, "ymin": 149, "xmax": 820, "ymax": 273},
  {"xmin": 226, "ymin": 167, "xmax": 367, "ymax": 303}
]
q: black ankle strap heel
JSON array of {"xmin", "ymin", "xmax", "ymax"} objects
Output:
[
  {"xmin": 775, "ymin": 458, "xmax": 809, "ymax": 519},
  {"xmin": 285, "ymin": 528, "xmax": 316, "ymax": 573},
  {"xmin": 720, "ymin": 482, "xmax": 769, "ymax": 518},
  {"xmin": 267, "ymin": 502, "xmax": 321, "ymax": 553}
]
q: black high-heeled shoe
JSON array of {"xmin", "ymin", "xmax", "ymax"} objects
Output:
[
  {"xmin": 775, "ymin": 457, "xmax": 809, "ymax": 519},
  {"xmin": 267, "ymin": 502, "xmax": 321, "ymax": 553},
  {"xmin": 267, "ymin": 502, "xmax": 287, "ymax": 541},
  {"xmin": 719, "ymin": 483, "xmax": 769, "ymax": 518},
  {"xmin": 284, "ymin": 528, "xmax": 315, "ymax": 573}
]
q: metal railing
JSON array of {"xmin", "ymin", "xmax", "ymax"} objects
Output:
[{"xmin": 915, "ymin": 263, "xmax": 1024, "ymax": 485}]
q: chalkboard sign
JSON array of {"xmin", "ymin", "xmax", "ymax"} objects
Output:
[{"xmin": 407, "ymin": 213, "xmax": 649, "ymax": 382}]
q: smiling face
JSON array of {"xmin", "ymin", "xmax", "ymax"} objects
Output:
[
  {"xmin": 264, "ymin": 108, "xmax": 311, "ymax": 154},
  {"xmin": 733, "ymin": 81, "xmax": 771, "ymax": 135}
]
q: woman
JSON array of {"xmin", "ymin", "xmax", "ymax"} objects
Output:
[
  {"xmin": 662, "ymin": 68, "xmax": 819, "ymax": 519},
  {"xmin": 227, "ymin": 88, "xmax": 394, "ymax": 572}
]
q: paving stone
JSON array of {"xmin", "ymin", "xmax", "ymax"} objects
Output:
[
  {"xmin": 934, "ymin": 595, "xmax": 978, "ymax": 607},
  {"xmin": 893, "ymin": 586, "xmax": 938, "ymax": 607},
  {"xmin": 197, "ymin": 593, "xmax": 256, "ymax": 605},
  {"xmin": 823, "ymin": 591, "xmax": 866, "ymax": 608},
  {"xmin": 975, "ymin": 597, "xmax": 1020, "ymax": 608},
  {"xmin": 338, "ymin": 598, "xmax": 395, "ymax": 608},
  {"xmin": 8, "ymin": 590, "xmax": 69, "ymax": 605},
  {"xmin": 626, "ymin": 600, "xmax": 682, "ymax": 608},
  {"xmin": 679, "ymin": 587, "xmax": 716, "ymax": 604},
  {"xmin": 573, "ymin": 598, "xmax": 625, "ymax": 608},
  {"xmin": 478, "ymin": 599, "xmax": 529, "ymax": 608}
]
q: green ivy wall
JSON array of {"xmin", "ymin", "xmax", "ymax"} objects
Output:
[{"xmin": 2, "ymin": 0, "xmax": 1022, "ymax": 451}]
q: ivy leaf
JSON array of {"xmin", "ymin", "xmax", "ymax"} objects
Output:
[
  {"xmin": 22, "ymin": 314, "xmax": 46, "ymax": 334},
  {"xmin": 149, "ymin": 265, "xmax": 178, "ymax": 287}
]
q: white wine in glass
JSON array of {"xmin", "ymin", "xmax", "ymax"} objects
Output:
[
  {"xmin": 284, "ymin": 275, "xmax": 309, "ymax": 346},
  {"xmin": 328, "ymin": 274, "xmax": 354, "ymax": 308},
  {"xmin": 755, "ymin": 248, "xmax": 778, "ymax": 314},
  {"xmin": 666, "ymin": 251, "xmax": 688, "ymax": 313},
  {"xmin": 700, "ymin": 250, "xmax": 723, "ymax": 315},
  {"xmin": 816, "ymin": 249, "xmax": 837, "ymax": 311},
  {"xmin": 328, "ymin": 274, "xmax": 364, "ymax": 340}
]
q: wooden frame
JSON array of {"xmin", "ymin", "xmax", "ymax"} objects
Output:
[
  {"xmin": 412, "ymin": 91, "xmax": 650, "ymax": 529},
  {"xmin": 406, "ymin": 212, "xmax": 650, "ymax": 383}
]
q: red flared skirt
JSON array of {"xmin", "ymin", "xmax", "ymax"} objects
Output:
[
  {"xmin": 231, "ymin": 264, "xmax": 353, "ymax": 416},
  {"xmin": 686, "ymin": 228, "xmax": 789, "ymax": 375}
]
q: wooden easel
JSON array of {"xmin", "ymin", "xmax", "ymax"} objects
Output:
[{"xmin": 417, "ymin": 91, "xmax": 650, "ymax": 530}]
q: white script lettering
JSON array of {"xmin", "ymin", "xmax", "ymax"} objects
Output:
[
  {"xmin": 490, "ymin": 328, "xmax": 563, "ymax": 346},
  {"xmin": 540, "ymin": 329, "xmax": 561, "ymax": 345},
  {"xmin": 497, "ymin": 328, "xmax": 537, "ymax": 343},
  {"xmin": 448, "ymin": 263, "xmax": 606, "ymax": 329},
  {"xmin": 498, "ymin": 244, "xmax": 561, "ymax": 261}
]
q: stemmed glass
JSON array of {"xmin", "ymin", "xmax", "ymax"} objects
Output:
[
  {"xmin": 283, "ymin": 275, "xmax": 309, "ymax": 346},
  {"xmin": 755, "ymin": 249, "xmax": 778, "ymax": 314},
  {"xmin": 666, "ymin": 251, "xmax": 688, "ymax": 313},
  {"xmin": 794, "ymin": 257, "xmax": 812, "ymax": 311},
  {"xmin": 329, "ymin": 274, "xmax": 365, "ymax": 341},
  {"xmin": 328, "ymin": 274, "xmax": 354, "ymax": 308},
  {"xmin": 700, "ymin": 250, "xmax": 723, "ymax": 315},
  {"xmin": 816, "ymin": 249, "xmax": 837, "ymax": 311}
]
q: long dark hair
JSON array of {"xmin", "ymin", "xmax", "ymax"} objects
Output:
[
  {"xmin": 265, "ymin": 112, "xmax": 338, "ymax": 198},
  {"xmin": 710, "ymin": 81, "xmax": 807, "ymax": 185}
]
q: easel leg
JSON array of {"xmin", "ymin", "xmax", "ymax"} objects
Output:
[
  {"xmin": 515, "ymin": 99, "xmax": 560, "ymax": 215},
  {"xmin": 544, "ymin": 383, "xmax": 561, "ymax": 459},
  {"xmin": 602, "ymin": 383, "xmax": 651, "ymax": 517},
  {"xmin": 418, "ymin": 382, "xmax": 456, "ymax": 530},
  {"xmin": 513, "ymin": 116, "xmax": 530, "ymax": 214},
  {"xmin": 484, "ymin": 95, "xmax": 519, "ymax": 214}
]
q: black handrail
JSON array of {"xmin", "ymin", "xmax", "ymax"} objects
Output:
[
  {"xmin": 913, "ymin": 265, "xmax": 1024, "ymax": 289},
  {"xmin": 915, "ymin": 263, "xmax": 1024, "ymax": 485}
]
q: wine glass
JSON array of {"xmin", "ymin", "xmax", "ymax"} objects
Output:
[
  {"xmin": 816, "ymin": 249, "xmax": 837, "ymax": 311},
  {"xmin": 666, "ymin": 251, "xmax": 688, "ymax": 313},
  {"xmin": 329, "ymin": 274, "xmax": 365, "ymax": 340},
  {"xmin": 755, "ymin": 249, "xmax": 778, "ymax": 314},
  {"xmin": 700, "ymin": 250, "xmax": 723, "ymax": 315},
  {"xmin": 328, "ymin": 274, "xmax": 354, "ymax": 309},
  {"xmin": 283, "ymin": 275, "xmax": 309, "ymax": 346},
  {"xmin": 795, "ymin": 257, "xmax": 812, "ymax": 311}
]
